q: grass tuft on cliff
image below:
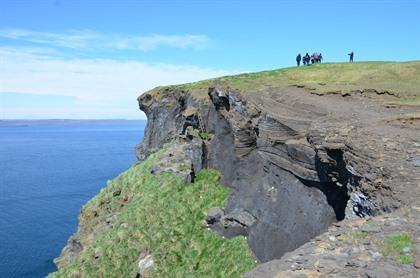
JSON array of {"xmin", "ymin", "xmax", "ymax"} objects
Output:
[
  {"xmin": 383, "ymin": 232, "xmax": 415, "ymax": 264},
  {"xmin": 157, "ymin": 61, "xmax": 420, "ymax": 105},
  {"xmin": 49, "ymin": 151, "xmax": 256, "ymax": 277}
]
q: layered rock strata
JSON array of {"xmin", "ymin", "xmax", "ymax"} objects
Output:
[{"xmin": 134, "ymin": 85, "xmax": 417, "ymax": 263}]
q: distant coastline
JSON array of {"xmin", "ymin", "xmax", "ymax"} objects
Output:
[{"xmin": 0, "ymin": 119, "xmax": 146, "ymax": 126}]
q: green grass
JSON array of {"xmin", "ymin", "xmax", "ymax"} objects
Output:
[
  {"xmin": 49, "ymin": 151, "xmax": 256, "ymax": 278},
  {"xmin": 383, "ymin": 232, "xmax": 415, "ymax": 264},
  {"xmin": 190, "ymin": 128, "xmax": 212, "ymax": 140},
  {"xmin": 153, "ymin": 61, "xmax": 420, "ymax": 105}
]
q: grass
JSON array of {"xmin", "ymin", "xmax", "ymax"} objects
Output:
[
  {"xmin": 190, "ymin": 128, "xmax": 212, "ymax": 140},
  {"xmin": 151, "ymin": 61, "xmax": 420, "ymax": 105},
  {"xmin": 49, "ymin": 151, "xmax": 256, "ymax": 278},
  {"xmin": 383, "ymin": 232, "xmax": 415, "ymax": 264}
]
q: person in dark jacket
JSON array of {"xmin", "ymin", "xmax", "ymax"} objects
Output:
[
  {"xmin": 319, "ymin": 53, "xmax": 323, "ymax": 63},
  {"xmin": 296, "ymin": 53, "xmax": 302, "ymax": 66},
  {"xmin": 303, "ymin": 53, "xmax": 310, "ymax": 65},
  {"xmin": 348, "ymin": 51, "xmax": 354, "ymax": 62}
]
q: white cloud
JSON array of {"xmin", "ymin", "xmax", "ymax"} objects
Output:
[
  {"xmin": 0, "ymin": 48, "xmax": 238, "ymax": 119},
  {"xmin": 0, "ymin": 28, "xmax": 209, "ymax": 51},
  {"xmin": 0, "ymin": 28, "xmax": 98, "ymax": 49},
  {"xmin": 110, "ymin": 34, "xmax": 209, "ymax": 51}
]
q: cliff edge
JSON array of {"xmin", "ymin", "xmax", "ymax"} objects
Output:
[{"xmin": 53, "ymin": 62, "xmax": 420, "ymax": 277}]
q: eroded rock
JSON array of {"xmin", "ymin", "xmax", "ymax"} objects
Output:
[
  {"xmin": 245, "ymin": 207, "xmax": 419, "ymax": 278},
  {"xmin": 137, "ymin": 254, "xmax": 154, "ymax": 277},
  {"xmin": 209, "ymin": 210, "xmax": 256, "ymax": 238},
  {"xmin": 206, "ymin": 207, "xmax": 224, "ymax": 225},
  {"xmin": 53, "ymin": 234, "xmax": 83, "ymax": 268},
  {"xmin": 151, "ymin": 137, "xmax": 204, "ymax": 183},
  {"xmin": 346, "ymin": 191, "xmax": 376, "ymax": 218}
]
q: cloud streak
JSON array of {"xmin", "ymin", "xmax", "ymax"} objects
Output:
[
  {"xmin": 0, "ymin": 47, "xmax": 239, "ymax": 119},
  {"xmin": 0, "ymin": 29, "xmax": 238, "ymax": 119},
  {"xmin": 110, "ymin": 34, "xmax": 209, "ymax": 51},
  {"xmin": 0, "ymin": 28, "xmax": 209, "ymax": 51}
]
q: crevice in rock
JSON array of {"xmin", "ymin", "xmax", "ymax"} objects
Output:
[
  {"xmin": 298, "ymin": 178, "xmax": 349, "ymax": 221},
  {"xmin": 178, "ymin": 95, "xmax": 186, "ymax": 110},
  {"xmin": 181, "ymin": 114, "xmax": 199, "ymax": 134},
  {"xmin": 190, "ymin": 165, "xmax": 196, "ymax": 183},
  {"xmin": 202, "ymin": 140, "xmax": 208, "ymax": 169},
  {"xmin": 311, "ymin": 146, "xmax": 375, "ymax": 220}
]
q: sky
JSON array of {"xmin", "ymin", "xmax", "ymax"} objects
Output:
[{"xmin": 0, "ymin": 0, "xmax": 419, "ymax": 119}]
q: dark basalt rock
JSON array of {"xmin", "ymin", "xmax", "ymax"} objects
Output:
[
  {"xmin": 133, "ymin": 85, "xmax": 402, "ymax": 263},
  {"xmin": 223, "ymin": 153, "xmax": 337, "ymax": 262},
  {"xmin": 208, "ymin": 86, "xmax": 230, "ymax": 111},
  {"xmin": 245, "ymin": 207, "xmax": 419, "ymax": 277},
  {"xmin": 208, "ymin": 209, "xmax": 256, "ymax": 238},
  {"xmin": 136, "ymin": 89, "xmax": 200, "ymax": 161}
]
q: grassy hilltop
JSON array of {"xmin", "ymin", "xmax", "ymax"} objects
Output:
[{"xmin": 163, "ymin": 61, "xmax": 420, "ymax": 105}]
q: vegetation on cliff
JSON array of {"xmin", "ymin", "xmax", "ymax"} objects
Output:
[
  {"xmin": 50, "ymin": 151, "xmax": 256, "ymax": 277},
  {"xmin": 157, "ymin": 61, "xmax": 420, "ymax": 105}
]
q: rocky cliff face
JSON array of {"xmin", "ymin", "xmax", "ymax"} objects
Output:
[
  {"xmin": 246, "ymin": 207, "xmax": 419, "ymax": 277},
  {"xmin": 134, "ymin": 84, "xmax": 419, "ymax": 267},
  {"xmin": 55, "ymin": 80, "xmax": 419, "ymax": 276}
]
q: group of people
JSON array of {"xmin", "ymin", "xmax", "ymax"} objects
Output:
[
  {"xmin": 296, "ymin": 52, "xmax": 323, "ymax": 66},
  {"xmin": 295, "ymin": 51, "xmax": 354, "ymax": 66}
]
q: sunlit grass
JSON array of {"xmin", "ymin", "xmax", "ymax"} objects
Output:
[
  {"xmin": 383, "ymin": 232, "xmax": 415, "ymax": 264},
  {"xmin": 50, "ymin": 151, "xmax": 256, "ymax": 277},
  {"xmin": 154, "ymin": 61, "xmax": 420, "ymax": 105}
]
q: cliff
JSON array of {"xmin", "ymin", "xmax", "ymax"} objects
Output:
[{"xmin": 52, "ymin": 62, "xmax": 420, "ymax": 277}]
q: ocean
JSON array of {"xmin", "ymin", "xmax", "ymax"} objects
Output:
[{"xmin": 0, "ymin": 120, "xmax": 145, "ymax": 278}]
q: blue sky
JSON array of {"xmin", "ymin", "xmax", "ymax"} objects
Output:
[{"xmin": 0, "ymin": 0, "xmax": 419, "ymax": 119}]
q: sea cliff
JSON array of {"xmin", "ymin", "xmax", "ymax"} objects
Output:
[{"xmin": 52, "ymin": 62, "xmax": 420, "ymax": 277}]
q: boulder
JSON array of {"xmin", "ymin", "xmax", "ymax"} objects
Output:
[{"xmin": 137, "ymin": 254, "xmax": 154, "ymax": 277}]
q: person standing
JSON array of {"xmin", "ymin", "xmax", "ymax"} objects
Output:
[
  {"xmin": 296, "ymin": 53, "xmax": 302, "ymax": 66},
  {"xmin": 319, "ymin": 53, "xmax": 323, "ymax": 63},
  {"xmin": 304, "ymin": 53, "xmax": 310, "ymax": 65},
  {"xmin": 348, "ymin": 51, "xmax": 354, "ymax": 62}
]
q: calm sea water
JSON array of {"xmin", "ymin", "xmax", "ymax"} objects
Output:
[{"xmin": 0, "ymin": 120, "xmax": 145, "ymax": 278}]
